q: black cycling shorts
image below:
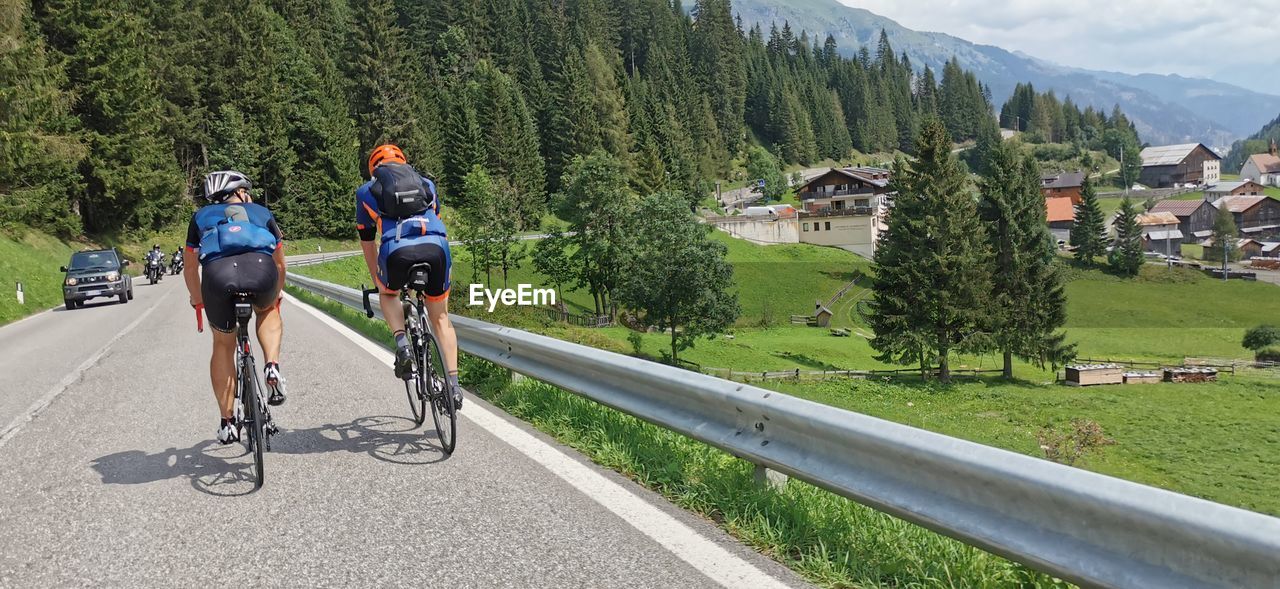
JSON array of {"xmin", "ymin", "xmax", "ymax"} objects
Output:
[
  {"xmin": 201, "ymin": 252, "xmax": 280, "ymax": 332},
  {"xmin": 385, "ymin": 242, "xmax": 450, "ymax": 298}
]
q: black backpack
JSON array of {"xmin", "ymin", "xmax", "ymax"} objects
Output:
[{"xmin": 370, "ymin": 163, "xmax": 431, "ymax": 219}]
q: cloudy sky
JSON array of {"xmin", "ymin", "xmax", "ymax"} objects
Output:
[{"xmin": 837, "ymin": 0, "xmax": 1280, "ymax": 94}]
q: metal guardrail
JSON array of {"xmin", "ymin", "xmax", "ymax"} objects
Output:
[
  {"xmin": 286, "ymin": 273, "xmax": 1280, "ymax": 589},
  {"xmin": 288, "ymin": 251, "xmax": 362, "ymax": 267}
]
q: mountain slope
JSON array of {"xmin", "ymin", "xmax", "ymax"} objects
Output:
[{"xmin": 720, "ymin": 0, "xmax": 1280, "ymax": 148}]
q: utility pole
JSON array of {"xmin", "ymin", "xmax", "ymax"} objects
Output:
[{"xmin": 1223, "ymin": 238, "xmax": 1229, "ymax": 282}]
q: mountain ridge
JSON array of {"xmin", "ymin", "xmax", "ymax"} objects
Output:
[{"xmin": 716, "ymin": 0, "xmax": 1280, "ymax": 148}]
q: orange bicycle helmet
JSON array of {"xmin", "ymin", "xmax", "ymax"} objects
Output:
[{"xmin": 368, "ymin": 144, "xmax": 407, "ymax": 174}]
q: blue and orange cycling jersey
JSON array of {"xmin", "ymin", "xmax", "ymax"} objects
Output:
[{"xmin": 355, "ymin": 172, "xmax": 451, "ymax": 291}]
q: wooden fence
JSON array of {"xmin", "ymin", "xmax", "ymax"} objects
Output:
[
  {"xmin": 541, "ymin": 307, "xmax": 612, "ymax": 328},
  {"xmin": 702, "ymin": 366, "xmax": 1005, "ymax": 382}
]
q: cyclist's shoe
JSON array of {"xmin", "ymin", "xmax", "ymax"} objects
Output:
[
  {"xmin": 216, "ymin": 419, "xmax": 239, "ymax": 445},
  {"xmin": 265, "ymin": 362, "xmax": 287, "ymax": 406},
  {"xmin": 448, "ymin": 374, "xmax": 463, "ymax": 410},
  {"xmin": 394, "ymin": 346, "xmax": 414, "ymax": 381}
]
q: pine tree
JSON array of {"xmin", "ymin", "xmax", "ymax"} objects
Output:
[
  {"xmin": 1108, "ymin": 197, "xmax": 1144, "ymax": 277},
  {"xmin": 1208, "ymin": 203, "xmax": 1240, "ymax": 269},
  {"xmin": 0, "ymin": 0, "xmax": 82, "ymax": 236},
  {"xmin": 471, "ymin": 59, "xmax": 546, "ymax": 226},
  {"xmin": 979, "ymin": 144, "xmax": 1073, "ymax": 376},
  {"xmin": 38, "ymin": 0, "xmax": 184, "ymax": 232},
  {"xmin": 868, "ymin": 118, "xmax": 991, "ymax": 382},
  {"xmin": 1071, "ymin": 177, "xmax": 1107, "ymax": 264},
  {"xmin": 346, "ymin": 0, "xmax": 431, "ymax": 163}
]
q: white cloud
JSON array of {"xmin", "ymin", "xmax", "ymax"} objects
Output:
[{"xmin": 838, "ymin": 0, "xmax": 1280, "ymax": 82}]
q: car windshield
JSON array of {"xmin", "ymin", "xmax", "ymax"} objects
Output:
[{"xmin": 69, "ymin": 252, "xmax": 120, "ymax": 271}]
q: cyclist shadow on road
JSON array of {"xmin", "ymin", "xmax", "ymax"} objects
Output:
[{"xmin": 90, "ymin": 415, "xmax": 447, "ymax": 497}]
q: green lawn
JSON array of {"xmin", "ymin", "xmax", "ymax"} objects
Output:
[
  {"xmin": 764, "ymin": 373, "xmax": 1280, "ymax": 516},
  {"xmin": 0, "ymin": 229, "xmax": 80, "ymax": 324}
]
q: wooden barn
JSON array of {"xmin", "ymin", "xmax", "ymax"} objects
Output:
[
  {"xmin": 1213, "ymin": 195, "xmax": 1280, "ymax": 239},
  {"xmin": 1139, "ymin": 143, "xmax": 1221, "ymax": 188},
  {"xmin": 1149, "ymin": 199, "xmax": 1218, "ymax": 243}
]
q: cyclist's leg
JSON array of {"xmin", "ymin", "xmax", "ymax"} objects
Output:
[
  {"xmin": 420, "ymin": 240, "xmax": 461, "ymax": 406},
  {"xmin": 200, "ymin": 261, "xmax": 240, "ymax": 442},
  {"xmin": 209, "ymin": 329, "xmax": 238, "ymax": 419}
]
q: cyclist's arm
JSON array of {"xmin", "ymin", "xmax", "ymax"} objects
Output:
[
  {"xmin": 356, "ymin": 190, "xmax": 382, "ymax": 290},
  {"xmin": 360, "ymin": 239, "xmax": 380, "ymax": 291},
  {"xmin": 267, "ymin": 217, "xmax": 286, "ymax": 297},
  {"xmin": 183, "ymin": 218, "xmax": 201, "ymax": 306}
]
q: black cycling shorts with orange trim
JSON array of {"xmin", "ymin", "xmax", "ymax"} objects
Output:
[
  {"xmin": 201, "ymin": 252, "xmax": 280, "ymax": 333},
  {"xmin": 384, "ymin": 242, "xmax": 450, "ymax": 299}
]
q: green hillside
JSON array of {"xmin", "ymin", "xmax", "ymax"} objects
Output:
[{"xmin": 0, "ymin": 230, "xmax": 79, "ymax": 325}]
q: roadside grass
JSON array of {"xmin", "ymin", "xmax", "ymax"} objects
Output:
[
  {"xmin": 476, "ymin": 375, "xmax": 1065, "ymax": 589},
  {"xmin": 281, "ymin": 288, "xmax": 1066, "ymax": 587},
  {"xmin": 0, "ymin": 229, "xmax": 80, "ymax": 324}
]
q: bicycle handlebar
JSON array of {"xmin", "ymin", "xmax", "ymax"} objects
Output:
[{"xmin": 194, "ymin": 304, "xmax": 205, "ymax": 333}]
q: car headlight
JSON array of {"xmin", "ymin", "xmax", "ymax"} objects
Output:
[
  {"xmin": 65, "ymin": 277, "xmax": 78, "ymax": 286},
  {"xmin": 105, "ymin": 272, "xmax": 119, "ymax": 281}
]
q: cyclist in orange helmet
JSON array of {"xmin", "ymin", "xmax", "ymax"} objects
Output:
[{"xmin": 355, "ymin": 144, "xmax": 462, "ymax": 409}]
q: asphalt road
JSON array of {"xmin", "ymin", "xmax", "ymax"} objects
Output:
[{"xmin": 0, "ymin": 276, "xmax": 806, "ymax": 588}]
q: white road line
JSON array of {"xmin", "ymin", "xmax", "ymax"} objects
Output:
[
  {"xmin": 284, "ymin": 292, "xmax": 792, "ymax": 589},
  {"xmin": 0, "ymin": 290, "xmax": 172, "ymax": 449}
]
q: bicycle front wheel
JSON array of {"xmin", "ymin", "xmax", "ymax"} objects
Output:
[
  {"xmin": 242, "ymin": 365, "xmax": 266, "ymax": 489},
  {"xmin": 424, "ymin": 332, "xmax": 456, "ymax": 454}
]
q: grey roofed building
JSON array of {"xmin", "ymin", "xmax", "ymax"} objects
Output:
[
  {"xmin": 1041, "ymin": 170, "xmax": 1086, "ymax": 189},
  {"xmin": 1139, "ymin": 144, "xmax": 1212, "ymax": 166}
]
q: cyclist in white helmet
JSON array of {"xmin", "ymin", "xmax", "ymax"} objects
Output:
[{"xmin": 183, "ymin": 171, "xmax": 289, "ymax": 444}]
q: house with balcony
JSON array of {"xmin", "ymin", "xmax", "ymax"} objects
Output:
[{"xmin": 795, "ymin": 167, "xmax": 892, "ymax": 214}]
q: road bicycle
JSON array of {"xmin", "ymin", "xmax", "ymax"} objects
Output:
[
  {"xmin": 363, "ymin": 263, "xmax": 456, "ymax": 455},
  {"xmin": 196, "ymin": 296, "xmax": 278, "ymax": 489}
]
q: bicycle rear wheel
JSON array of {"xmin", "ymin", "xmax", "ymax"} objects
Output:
[
  {"xmin": 403, "ymin": 301, "xmax": 427, "ymax": 425},
  {"xmin": 242, "ymin": 362, "xmax": 266, "ymax": 489},
  {"xmin": 424, "ymin": 332, "xmax": 455, "ymax": 454}
]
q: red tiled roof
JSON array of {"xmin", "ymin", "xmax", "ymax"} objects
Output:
[{"xmin": 1046, "ymin": 197, "xmax": 1074, "ymax": 223}]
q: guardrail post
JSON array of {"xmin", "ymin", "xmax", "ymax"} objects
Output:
[
  {"xmin": 508, "ymin": 369, "xmax": 527, "ymax": 383},
  {"xmin": 753, "ymin": 463, "xmax": 788, "ymax": 490}
]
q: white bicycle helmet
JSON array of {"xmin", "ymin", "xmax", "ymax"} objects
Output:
[{"xmin": 203, "ymin": 170, "xmax": 253, "ymax": 203}]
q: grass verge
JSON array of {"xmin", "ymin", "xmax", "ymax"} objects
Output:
[{"xmin": 0, "ymin": 229, "xmax": 81, "ymax": 324}]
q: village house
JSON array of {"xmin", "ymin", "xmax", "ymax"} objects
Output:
[
  {"xmin": 1204, "ymin": 180, "xmax": 1266, "ymax": 200},
  {"xmin": 1212, "ymin": 195, "xmax": 1280, "ymax": 239},
  {"xmin": 712, "ymin": 169, "xmax": 894, "ymax": 259},
  {"xmin": 1134, "ymin": 211, "xmax": 1182, "ymax": 256},
  {"xmin": 1045, "ymin": 196, "xmax": 1075, "ymax": 242},
  {"xmin": 1138, "ymin": 143, "xmax": 1221, "ymax": 188},
  {"xmin": 1240, "ymin": 141, "xmax": 1280, "ymax": 187},
  {"xmin": 795, "ymin": 167, "xmax": 892, "ymax": 214},
  {"xmin": 1148, "ymin": 199, "xmax": 1217, "ymax": 243},
  {"xmin": 1040, "ymin": 170, "xmax": 1085, "ymax": 203}
]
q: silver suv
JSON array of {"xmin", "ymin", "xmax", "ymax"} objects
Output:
[{"xmin": 61, "ymin": 249, "xmax": 134, "ymax": 309}]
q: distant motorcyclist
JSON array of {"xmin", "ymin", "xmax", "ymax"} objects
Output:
[
  {"xmin": 145, "ymin": 245, "xmax": 166, "ymax": 282},
  {"xmin": 170, "ymin": 248, "xmax": 184, "ymax": 275}
]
